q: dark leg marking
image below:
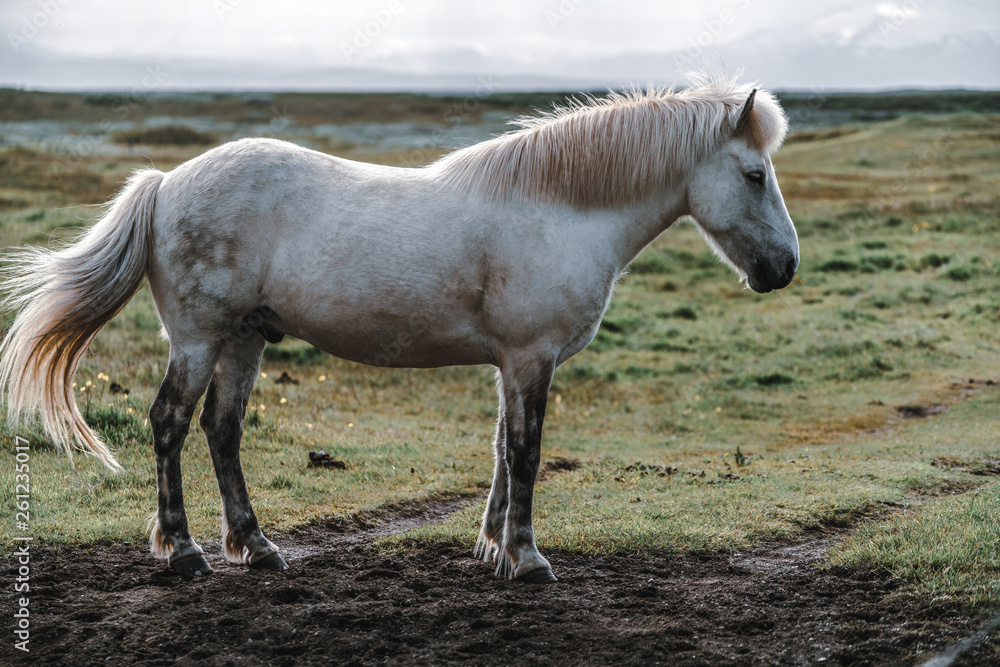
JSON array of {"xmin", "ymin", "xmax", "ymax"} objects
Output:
[
  {"xmin": 200, "ymin": 336, "xmax": 287, "ymax": 570},
  {"xmin": 148, "ymin": 347, "xmax": 218, "ymax": 575},
  {"xmin": 496, "ymin": 357, "xmax": 557, "ymax": 582}
]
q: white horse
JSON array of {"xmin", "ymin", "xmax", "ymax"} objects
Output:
[{"xmin": 0, "ymin": 74, "xmax": 797, "ymax": 582}]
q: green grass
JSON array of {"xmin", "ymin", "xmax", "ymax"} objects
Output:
[
  {"xmin": 829, "ymin": 482, "xmax": 1000, "ymax": 608},
  {"xmin": 1, "ymin": 104, "xmax": 999, "ymax": 606},
  {"xmin": 829, "ymin": 453, "xmax": 1000, "ymax": 610},
  {"xmin": 384, "ymin": 388, "xmax": 1000, "ymax": 558}
]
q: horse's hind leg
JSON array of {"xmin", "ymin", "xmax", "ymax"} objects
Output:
[
  {"xmin": 199, "ymin": 335, "xmax": 287, "ymax": 571},
  {"xmin": 475, "ymin": 374, "xmax": 507, "ymax": 563},
  {"xmin": 148, "ymin": 341, "xmax": 220, "ymax": 576},
  {"xmin": 496, "ymin": 353, "xmax": 557, "ymax": 583}
]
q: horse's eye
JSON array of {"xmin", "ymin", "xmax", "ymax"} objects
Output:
[{"xmin": 745, "ymin": 170, "xmax": 765, "ymax": 186}]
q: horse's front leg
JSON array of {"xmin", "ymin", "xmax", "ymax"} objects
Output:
[
  {"xmin": 495, "ymin": 354, "xmax": 557, "ymax": 583},
  {"xmin": 475, "ymin": 377, "xmax": 506, "ymax": 563}
]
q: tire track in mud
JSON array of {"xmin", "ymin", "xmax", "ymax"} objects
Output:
[
  {"xmin": 784, "ymin": 376, "xmax": 998, "ymax": 446},
  {"xmin": 271, "ymin": 493, "xmax": 484, "ymax": 561},
  {"xmin": 262, "ymin": 456, "xmax": 581, "ymax": 562}
]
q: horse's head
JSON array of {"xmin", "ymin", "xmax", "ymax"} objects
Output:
[{"xmin": 687, "ymin": 89, "xmax": 798, "ymax": 293}]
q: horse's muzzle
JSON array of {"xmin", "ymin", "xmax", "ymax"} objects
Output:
[{"xmin": 748, "ymin": 255, "xmax": 798, "ymax": 293}]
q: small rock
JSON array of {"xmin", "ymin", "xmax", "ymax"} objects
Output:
[
  {"xmin": 275, "ymin": 371, "xmax": 299, "ymax": 385},
  {"xmin": 308, "ymin": 451, "xmax": 346, "ymax": 469}
]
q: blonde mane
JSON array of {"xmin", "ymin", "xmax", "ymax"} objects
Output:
[{"xmin": 434, "ymin": 72, "xmax": 788, "ymax": 210}]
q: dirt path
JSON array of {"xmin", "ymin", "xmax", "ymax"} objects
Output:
[{"xmin": 4, "ymin": 490, "xmax": 998, "ymax": 666}]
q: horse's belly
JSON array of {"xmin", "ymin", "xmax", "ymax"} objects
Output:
[
  {"xmin": 283, "ymin": 308, "xmax": 495, "ymax": 369},
  {"xmin": 308, "ymin": 333, "xmax": 493, "ymax": 369}
]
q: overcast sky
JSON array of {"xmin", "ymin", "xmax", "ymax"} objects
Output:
[{"xmin": 2, "ymin": 0, "xmax": 998, "ymax": 91}]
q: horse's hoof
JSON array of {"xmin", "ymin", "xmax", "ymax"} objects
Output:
[
  {"xmin": 516, "ymin": 566, "xmax": 558, "ymax": 584},
  {"xmin": 170, "ymin": 552, "xmax": 213, "ymax": 576},
  {"xmin": 250, "ymin": 552, "xmax": 288, "ymax": 571}
]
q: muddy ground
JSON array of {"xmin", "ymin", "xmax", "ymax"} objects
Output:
[{"xmin": 3, "ymin": 496, "xmax": 998, "ymax": 666}]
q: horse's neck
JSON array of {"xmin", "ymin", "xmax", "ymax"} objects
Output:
[{"xmin": 599, "ymin": 192, "xmax": 690, "ymax": 276}]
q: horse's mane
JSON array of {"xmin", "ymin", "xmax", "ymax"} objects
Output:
[{"xmin": 433, "ymin": 72, "xmax": 788, "ymax": 210}]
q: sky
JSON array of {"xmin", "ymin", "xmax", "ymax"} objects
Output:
[{"xmin": 1, "ymin": 0, "xmax": 998, "ymax": 91}]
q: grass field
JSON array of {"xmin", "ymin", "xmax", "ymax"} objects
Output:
[{"xmin": 1, "ymin": 92, "xmax": 998, "ymax": 608}]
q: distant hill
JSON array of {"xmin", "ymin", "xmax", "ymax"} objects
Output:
[{"xmin": 1, "ymin": 88, "xmax": 998, "ymax": 127}]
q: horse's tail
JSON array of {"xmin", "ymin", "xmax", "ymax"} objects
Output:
[{"xmin": 0, "ymin": 169, "xmax": 164, "ymax": 472}]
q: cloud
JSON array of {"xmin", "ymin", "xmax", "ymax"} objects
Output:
[{"xmin": 1, "ymin": 0, "xmax": 997, "ymax": 90}]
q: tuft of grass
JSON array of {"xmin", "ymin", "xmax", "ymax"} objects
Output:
[
  {"xmin": 817, "ymin": 258, "xmax": 859, "ymax": 272},
  {"xmin": 834, "ymin": 355, "xmax": 894, "ymax": 381},
  {"xmin": 266, "ymin": 474, "xmax": 299, "ymax": 491},
  {"xmin": 263, "ymin": 342, "xmax": 327, "ymax": 365},
  {"xmin": 670, "ymin": 306, "xmax": 698, "ymax": 320},
  {"xmin": 753, "ymin": 372, "xmax": 795, "ymax": 387},
  {"xmin": 84, "ymin": 403, "xmax": 149, "ymax": 449},
  {"xmin": 629, "ymin": 250, "xmax": 671, "ymax": 274},
  {"xmin": 111, "ymin": 125, "xmax": 217, "ymax": 146},
  {"xmin": 785, "ymin": 127, "xmax": 861, "ymax": 143},
  {"xmin": 945, "ymin": 265, "xmax": 973, "ymax": 281},
  {"xmin": 918, "ymin": 253, "xmax": 951, "ymax": 270},
  {"xmin": 600, "ymin": 316, "xmax": 642, "ymax": 335},
  {"xmin": 859, "ymin": 255, "xmax": 894, "ymax": 272}
]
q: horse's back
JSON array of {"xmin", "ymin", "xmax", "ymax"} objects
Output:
[
  {"xmin": 156, "ymin": 138, "xmax": 375, "ymax": 224},
  {"xmin": 146, "ymin": 139, "xmax": 494, "ymax": 361}
]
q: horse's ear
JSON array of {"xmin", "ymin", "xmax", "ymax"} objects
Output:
[{"xmin": 733, "ymin": 89, "xmax": 757, "ymax": 135}]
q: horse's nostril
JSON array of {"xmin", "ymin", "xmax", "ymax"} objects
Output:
[{"xmin": 785, "ymin": 257, "xmax": 797, "ymax": 283}]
